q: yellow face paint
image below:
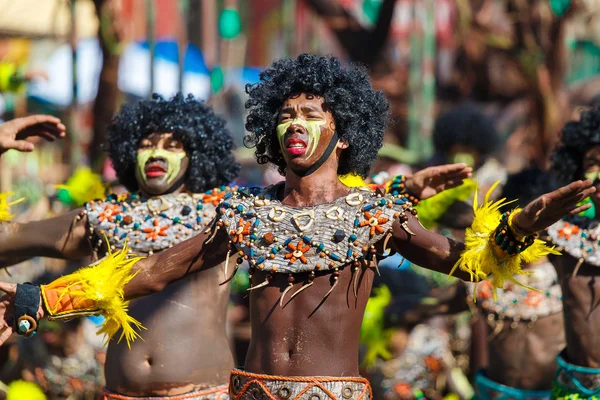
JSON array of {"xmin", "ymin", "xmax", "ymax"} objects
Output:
[
  {"xmin": 276, "ymin": 118, "xmax": 326, "ymax": 161},
  {"xmin": 137, "ymin": 148, "xmax": 187, "ymax": 185},
  {"xmin": 451, "ymin": 152, "xmax": 476, "ymax": 168}
]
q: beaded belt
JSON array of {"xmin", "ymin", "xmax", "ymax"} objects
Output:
[
  {"xmin": 552, "ymin": 352, "xmax": 600, "ymax": 399},
  {"xmin": 475, "ymin": 370, "xmax": 551, "ymax": 400},
  {"xmin": 102, "ymin": 385, "xmax": 229, "ymax": 400},
  {"xmin": 228, "ymin": 369, "xmax": 372, "ymax": 400}
]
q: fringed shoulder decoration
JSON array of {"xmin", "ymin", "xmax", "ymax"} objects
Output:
[
  {"xmin": 449, "ymin": 181, "xmax": 560, "ymax": 299},
  {"xmin": 0, "ymin": 192, "xmax": 24, "ymax": 222},
  {"xmin": 416, "ymin": 179, "xmax": 477, "ymax": 229},
  {"xmin": 56, "ymin": 167, "xmax": 106, "ymax": 207},
  {"xmin": 360, "ymin": 285, "xmax": 393, "ymax": 368},
  {"xmin": 40, "ymin": 243, "xmax": 145, "ymax": 347}
]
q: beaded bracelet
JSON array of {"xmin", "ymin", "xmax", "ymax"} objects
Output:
[
  {"xmin": 494, "ymin": 211, "xmax": 536, "ymax": 255},
  {"xmin": 388, "ymin": 175, "xmax": 421, "ymax": 205}
]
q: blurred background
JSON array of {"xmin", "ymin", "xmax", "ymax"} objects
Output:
[{"xmin": 1, "ymin": 0, "xmax": 600, "ymax": 399}]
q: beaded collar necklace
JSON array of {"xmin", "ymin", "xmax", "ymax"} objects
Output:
[
  {"xmin": 83, "ymin": 187, "xmax": 231, "ymax": 257},
  {"xmin": 547, "ymin": 215, "xmax": 600, "ymax": 269},
  {"xmin": 468, "ymin": 261, "xmax": 562, "ymax": 329},
  {"xmin": 214, "ymin": 182, "xmax": 417, "ymax": 302}
]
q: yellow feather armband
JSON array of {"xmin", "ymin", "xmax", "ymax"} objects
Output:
[
  {"xmin": 449, "ymin": 182, "xmax": 560, "ymax": 299},
  {"xmin": 40, "ymin": 244, "xmax": 145, "ymax": 347}
]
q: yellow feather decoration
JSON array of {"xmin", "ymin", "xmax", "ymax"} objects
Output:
[
  {"xmin": 0, "ymin": 192, "xmax": 25, "ymax": 222},
  {"xmin": 55, "ymin": 167, "xmax": 106, "ymax": 207},
  {"xmin": 449, "ymin": 181, "xmax": 560, "ymax": 300},
  {"xmin": 41, "ymin": 243, "xmax": 145, "ymax": 347},
  {"xmin": 339, "ymin": 173, "xmax": 367, "ymax": 188}
]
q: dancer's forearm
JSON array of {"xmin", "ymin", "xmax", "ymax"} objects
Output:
[
  {"xmin": 0, "ymin": 209, "xmax": 89, "ymax": 267},
  {"xmin": 390, "ymin": 215, "xmax": 470, "ymax": 280},
  {"xmin": 124, "ymin": 227, "xmax": 228, "ymax": 300}
]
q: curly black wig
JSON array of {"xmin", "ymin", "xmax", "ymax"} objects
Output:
[
  {"xmin": 107, "ymin": 93, "xmax": 240, "ymax": 193},
  {"xmin": 551, "ymin": 106, "xmax": 600, "ymax": 184},
  {"xmin": 244, "ymin": 54, "xmax": 389, "ymax": 178},
  {"xmin": 501, "ymin": 166, "xmax": 558, "ymax": 209},
  {"xmin": 433, "ymin": 103, "xmax": 500, "ymax": 158}
]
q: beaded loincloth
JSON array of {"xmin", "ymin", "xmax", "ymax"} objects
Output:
[
  {"xmin": 548, "ymin": 217, "xmax": 600, "ymax": 267},
  {"xmin": 102, "ymin": 384, "xmax": 229, "ymax": 400},
  {"xmin": 229, "ymin": 369, "xmax": 372, "ymax": 400},
  {"xmin": 468, "ymin": 261, "xmax": 562, "ymax": 326},
  {"xmin": 215, "ymin": 183, "xmax": 416, "ymax": 292},
  {"xmin": 85, "ymin": 188, "xmax": 230, "ymax": 256}
]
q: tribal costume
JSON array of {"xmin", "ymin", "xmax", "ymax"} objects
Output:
[{"xmin": 229, "ymin": 370, "xmax": 372, "ymax": 400}]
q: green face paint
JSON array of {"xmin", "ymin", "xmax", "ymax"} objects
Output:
[
  {"xmin": 137, "ymin": 148, "xmax": 187, "ymax": 185},
  {"xmin": 276, "ymin": 118, "xmax": 326, "ymax": 160},
  {"xmin": 585, "ymin": 171, "xmax": 600, "ymax": 182},
  {"xmin": 451, "ymin": 152, "xmax": 476, "ymax": 168}
]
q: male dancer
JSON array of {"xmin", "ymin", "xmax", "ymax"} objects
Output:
[
  {"xmin": 0, "ymin": 94, "xmax": 241, "ymax": 399},
  {"xmin": 546, "ymin": 106, "xmax": 600, "ymax": 399},
  {"xmin": 0, "ymin": 55, "xmax": 593, "ymax": 400}
]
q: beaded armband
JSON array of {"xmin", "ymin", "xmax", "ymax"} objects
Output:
[
  {"xmin": 493, "ymin": 211, "xmax": 535, "ymax": 255},
  {"xmin": 386, "ymin": 175, "xmax": 421, "ymax": 206}
]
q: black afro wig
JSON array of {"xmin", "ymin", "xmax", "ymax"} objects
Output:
[
  {"xmin": 551, "ymin": 106, "xmax": 600, "ymax": 184},
  {"xmin": 107, "ymin": 93, "xmax": 240, "ymax": 193},
  {"xmin": 244, "ymin": 53, "xmax": 389, "ymax": 178},
  {"xmin": 433, "ymin": 103, "xmax": 500, "ymax": 158}
]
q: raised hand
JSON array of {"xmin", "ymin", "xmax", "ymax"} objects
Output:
[
  {"xmin": 404, "ymin": 163, "xmax": 473, "ymax": 200},
  {"xmin": 0, "ymin": 281, "xmax": 44, "ymax": 345},
  {"xmin": 513, "ymin": 180, "xmax": 596, "ymax": 236},
  {"xmin": 0, "ymin": 115, "xmax": 66, "ymax": 155}
]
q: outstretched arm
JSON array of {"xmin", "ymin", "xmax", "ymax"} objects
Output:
[
  {"xmin": 390, "ymin": 180, "xmax": 595, "ymax": 280},
  {"xmin": 0, "ymin": 209, "xmax": 90, "ymax": 267},
  {"xmin": 123, "ymin": 226, "xmax": 229, "ymax": 300},
  {"xmin": 0, "ymin": 219, "xmax": 229, "ymax": 345}
]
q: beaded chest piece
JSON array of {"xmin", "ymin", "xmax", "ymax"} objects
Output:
[
  {"xmin": 215, "ymin": 183, "xmax": 417, "ymax": 295},
  {"xmin": 468, "ymin": 261, "xmax": 562, "ymax": 327},
  {"xmin": 84, "ymin": 188, "xmax": 230, "ymax": 256},
  {"xmin": 547, "ymin": 216, "xmax": 600, "ymax": 267}
]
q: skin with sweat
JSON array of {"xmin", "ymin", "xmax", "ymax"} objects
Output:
[{"xmin": 0, "ymin": 132, "xmax": 234, "ymax": 396}]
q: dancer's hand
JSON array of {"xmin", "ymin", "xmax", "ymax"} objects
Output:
[
  {"xmin": 405, "ymin": 163, "xmax": 473, "ymax": 200},
  {"xmin": 0, "ymin": 115, "xmax": 66, "ymax": 155},
  {"xmin": 513, "ymin": 180, "xmax": 596, "ymax": 236},
  {"xmin": 0, "ymin": 282, "xmax": 45, "ymax": 345}
]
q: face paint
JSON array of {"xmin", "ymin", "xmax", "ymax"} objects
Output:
[
  {"xmin": 451, "ymin": 152, "xmax": 476, "ymax": 168},
  {"xmin": 585, "ymin": 171, "xmax": 600, "ymax": 182},
  {"xmin": 137, "ymin": 148, "xmax": 187, "ymax": 185},
  {"xmin": 276, "ymin": 118, "xmax": 326, "ymax": 161}
]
